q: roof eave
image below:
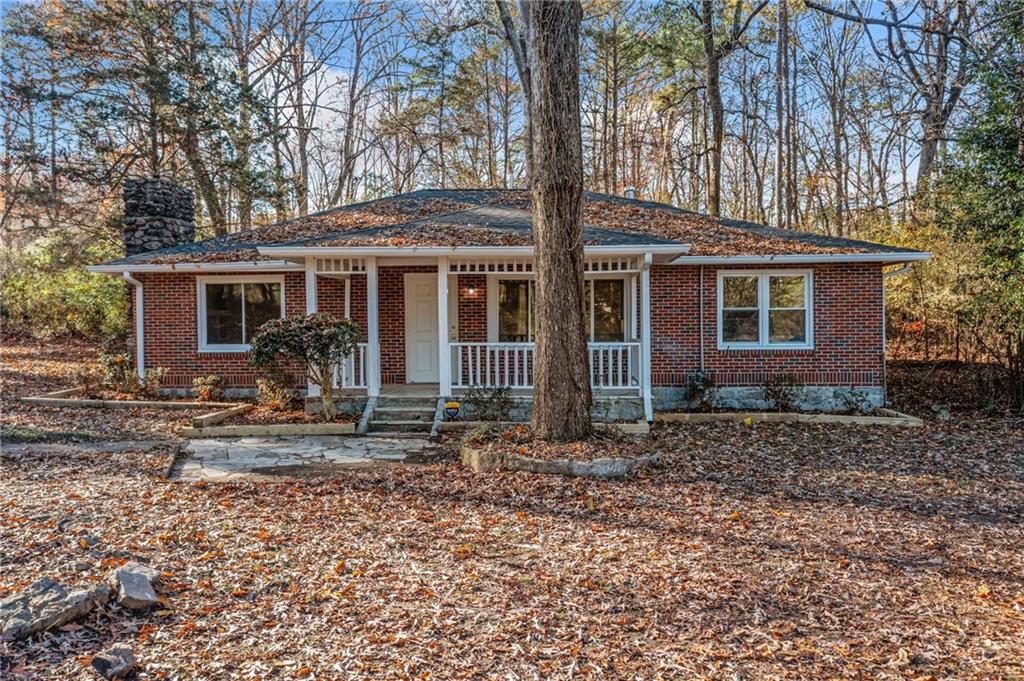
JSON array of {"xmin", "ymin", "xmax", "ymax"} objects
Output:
[
  {"xmin": 256, "ymin": 243, "xmax": 691, "ymax": 259},
  {"xmin": 670, "ymin": 252, "xmax": 931, "ymax": 265}
]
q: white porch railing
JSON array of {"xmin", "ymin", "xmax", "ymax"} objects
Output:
[
  {"xmin": 332, "ymin": 342, "xmax": 368, "ymax": 389},
  {"xmin": 450, "ymin": 342, "xmax": 640, "ymax": 391}
]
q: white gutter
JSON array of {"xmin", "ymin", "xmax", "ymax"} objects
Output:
[
  {"xmin": 883, "ymin": 262, "xmax": 914, "ymax": 278},
  {"xmin": 88, "ymin": 260, "xmax": 303, "ymax": 274},
  {"xmin": 670, "ymin": 252, "xmax": 931, "ymax": 265},
  {"xmin": 123, "ymin": 272, "xmax": 145, "ymax": 381}
]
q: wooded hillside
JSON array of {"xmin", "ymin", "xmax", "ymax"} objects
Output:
[{"xmin": 1, "ymin": 0, "xmax": 1021, "ymax": 409}]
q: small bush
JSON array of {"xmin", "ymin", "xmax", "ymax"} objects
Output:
[
  {"xmin": 99, "ymin": 352, "xmax": 137, "ymax": 393},
  {"xmin": 464, "ymin": 385, "xmax": 513, "ymax": 422},
  {"xmin": 192, "ymin": 375, "xmax": 225, "ymax": 402},
  {"xmin": 140, "ymin": 367, "xmax": 168, "ymax": 397},
  {"xmin": 256, "ymin": 372, "xmax": 294, "ymax": 410},
  {"xmin": 72, "ymin": 365, "xmax": 104, "ymax": 399},
  {"xmin": 686, "ymin": 370, "xmax": 718, "ymax": 412},
  {"xmin": 248, "ymin": 313, "xmax": 360, "ymax": 421},
  {"xmin": 762, "ymin": 373, "xmax": 803, "ymax": 412}
]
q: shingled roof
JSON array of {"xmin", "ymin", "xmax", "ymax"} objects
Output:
[{"xmin": 96, "ymin": 188, "xmax": 925, "ymax": 267}]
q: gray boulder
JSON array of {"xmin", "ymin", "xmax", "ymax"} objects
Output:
[
  {"xmin": 0, "ymin": 578, "xmax": 111, "ymax": 641},
  {"xmin": 90, "ymin": 643, "xmax": 136, "ymax": 680},
  {"xmin": 107, "ymin": 563, "xmax": 160, "ymax": 610}
]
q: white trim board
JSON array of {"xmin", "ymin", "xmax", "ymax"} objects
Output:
[
  {"xmin": 196, "ymin": 274, "xmax": 286, "ymax": 353},
  {"xmin": 672, "ymin": 252, "xmax": 930, "ymax": 265}
]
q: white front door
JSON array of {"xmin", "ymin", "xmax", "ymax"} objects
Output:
[{"xmin": 404, "ymin": 273, "xmax": 439, "ymax": 383}]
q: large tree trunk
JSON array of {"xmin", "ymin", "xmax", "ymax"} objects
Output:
[{"xmin": 525, "ymin": 0, "xmax": 591, "ymax": 441}]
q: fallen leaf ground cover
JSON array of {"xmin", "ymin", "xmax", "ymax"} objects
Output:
[
  {"xmin": 2, "ymin": 340, "xmax": 1022, "ymax": 679},
  {"xmin": 1, "ymin": 337, "xmax": 202, "ymax": 441},
  {"xmin": 2, "ymin": 422, "xmax": 1021, "ymax": 678}
]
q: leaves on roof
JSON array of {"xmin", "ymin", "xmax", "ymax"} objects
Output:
[{"xmin": 134, "ymin": 190, "xmax": 880, "ymax": 265}]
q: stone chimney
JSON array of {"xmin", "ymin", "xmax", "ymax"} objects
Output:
[{"xmin": 122, "ymin": 176, "xmax": 195, "ymax": 256}]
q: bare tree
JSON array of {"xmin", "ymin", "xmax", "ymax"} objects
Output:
[{"xmin": 525, "ymin": 0, "xmax": 592, "ymax": 441}]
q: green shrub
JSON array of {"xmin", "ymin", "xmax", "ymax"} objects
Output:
[
  {"xmin": 255, "ymin": 372, "xmax": 294, "ymax": 410},
  {"xmin": 140, "ymin": 367, "xmax": 168, "ymax": 397},
  {"xmin": 192, "ymin": 375, "xmax": 225, "ymax": 402},
  {"xmin": 1, "ymin": 243, "xmax": 127, "ymax": 339},
  {"xmin": 463, "ymin": 385, "xmax": 513, "ymax": 422},
  {"xmin": 249, "ymin": 313, "xmax": 361, "ymax": 420},
  {"xmin": 99, "ymin": 352, "xmax": 137, "ymax": 393}
]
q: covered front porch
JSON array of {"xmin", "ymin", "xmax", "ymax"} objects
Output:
[{"xmin": 279, "ymin": 248, "xmax": 675, "ymax": 421}]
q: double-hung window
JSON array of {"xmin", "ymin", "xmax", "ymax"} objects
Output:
[
  {"xmin": 198, "ymin": 275, "xmax": 284, "ymax": 352},
  {"xmin": 718, "ymin": 271, "xmax": 812, "ymax": 349},
  {"xmin": 493, "ymin": 278, "xmax": 626, "ymax": 343}
]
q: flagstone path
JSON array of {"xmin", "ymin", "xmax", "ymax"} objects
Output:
[{"xmin": 173, "ymin": 435, "xmax": 437, "ymax": 482}]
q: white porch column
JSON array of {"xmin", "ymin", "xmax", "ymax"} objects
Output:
[
  {"xmin": 437, "ymin": 257, "xmax": 451, "ymax": 396},
  {"xmin": 366, "ymin": 256, "xmax": 381, "ymax": 397},
  {"xmin": 304, "ymin": 256, "xmax": 320, "ymax": 398},
  {"xmin": 640, "ymin": 253, "xmax": 653, "ymax": 422}
]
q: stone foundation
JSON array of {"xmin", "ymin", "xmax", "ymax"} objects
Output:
[{"xmin": 652, "ymin": 386, "xmax": 884, "ymax": 413}]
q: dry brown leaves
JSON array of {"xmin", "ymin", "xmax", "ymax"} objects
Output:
[
  {"xmin": 1, "ymin": 337, "xmax": 199, "ymax": 442},
  {"xmin": 3, "ymin": 342, "xmax": 1021, "ymax": 679},
  {"xmin": 136, "ymin": 191, "xmax": 876, "ymax": 265},
  {"xmin": 146, "ymin": 198, "xmax": 471, "ymax": 264},
  {"xmin": 225, "ymin": 405, "xmax": 358, "ymax": 426},
  {"xmin": 468, "ymin": 424, "xmax": 654, "ymax": 461}
]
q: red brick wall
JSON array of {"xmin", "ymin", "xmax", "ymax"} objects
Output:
[
  {"xmin": 133, "ymin": 272, "xmax": 306, "ymax": 389},
  {"xmin": 457, "ymin": 275, "xmax": 487, "ymax": 342},
  {"xmin": 650, "ymin": 263, "xmax": 884, "ymax": 386},
  {"xmin": 132, "ymin": 262, "xmax": 884, "ymax": 391}
]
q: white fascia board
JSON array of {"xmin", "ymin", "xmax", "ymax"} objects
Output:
[
  {"xmin": 86, "ymin": 260, "xmax": 305, "ymax": 274},
  {"xmin": 669, "ymin": 251, "xmax": 931, "ymax": 265},
  {"xmin": 256, "ymin": 244, "xmax": 690, "ymax": 259}
]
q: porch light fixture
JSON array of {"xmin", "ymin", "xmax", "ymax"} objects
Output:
[{"xmin": 467, "ymin": 284, "xmax": 477, "ymax": 295}]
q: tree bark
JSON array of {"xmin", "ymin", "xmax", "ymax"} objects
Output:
[{"xmin": 525, "ymin": 0, "xmax": 591, "ymax": 441}]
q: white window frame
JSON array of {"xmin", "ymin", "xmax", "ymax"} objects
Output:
[
  {"xmin": 716, "ymin": 269, "xmax": 813, "ymax": 350},
  {"xmin": 486, "ymin": 274, "xmax": 630, "ymax": 343},
  {"xmin": 197, "ymin": 274, "xmax": 286, "ymax": 352}
]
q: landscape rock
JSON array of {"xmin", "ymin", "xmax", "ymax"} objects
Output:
[
  {"xmin": 90, "ymin": 643, "xmax": 136, "ymax": 680},
  {"xmin": 461, "ymin": 443, "xmax": 659, "ymax": 479},
  {"xmin": 0, "ymin": 578, "xmax": 111, "ymax": 641},
  {"xmin": 108, "ymin": 562, "xmax": 160, "ymax": 610}
]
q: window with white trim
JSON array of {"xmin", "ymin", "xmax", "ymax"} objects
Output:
[
  {"xmin": 718, "ymin": 271, "xmax": 812, "ymax": 348},
  {"xmin": 198, "ymin": 276, "xmax": 284, "ymax": 351},
  {"xmin": 493, "ymin": 277, "xmax": 626, "ymax": 342}
]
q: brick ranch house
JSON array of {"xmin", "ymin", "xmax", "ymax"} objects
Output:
[{"xmin": 89, "ymin": 177, "xmax": 928, "ymax": 421}]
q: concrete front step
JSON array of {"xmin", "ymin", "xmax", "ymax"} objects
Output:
[
  {"xmin": 368, "ymin": 420, "xmax": 433, "ymax": 433},
  {"xmin": 373, "ymin": 407, "xmax": 435, "ymax": 421},
  {"xmin": 376, "ymin": 396, "xmax": 438, "ymax": 409}
]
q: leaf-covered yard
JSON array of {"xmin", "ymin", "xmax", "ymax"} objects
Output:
[{"xmin": 2, "ymin": 339, "xmax": 1023, "ymax": 678}]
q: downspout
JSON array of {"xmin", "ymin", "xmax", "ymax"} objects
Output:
[
  {"xmin": 881, "ymin": 263, "xmax": 913, "ymax": 405},
  {"xmin": 698, "ymin": 265, "xmax": 705, "ymax": 372},
  {"xmin": 123, "ymin": 272, "xmax": 145, "ymax": 381},
  {"xmin": 640, "ymin": 253, "xmax": 654, "ymax": 422}
]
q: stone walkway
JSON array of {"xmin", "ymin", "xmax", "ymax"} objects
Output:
[{"xmin": 174, "ymin": 435, "xmax": 437, "ymax": 482}]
